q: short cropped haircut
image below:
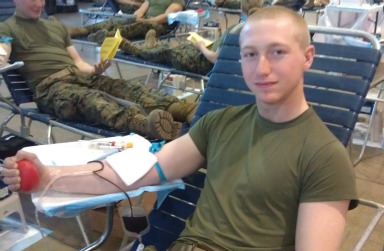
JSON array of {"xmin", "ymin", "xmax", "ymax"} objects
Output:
[{"xmin": 240, "ymin": 6, "xmax": 311, "ymax": 50}]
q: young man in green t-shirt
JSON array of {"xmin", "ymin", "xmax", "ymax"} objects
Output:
[{"xmin": 3, "ymin": 6, "xmax": 357, "ymax": 251}]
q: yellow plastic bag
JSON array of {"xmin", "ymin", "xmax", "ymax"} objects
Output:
[
  {"xmin": 100, "ymin": 29, "xmax": 123, "ymax": 62},
  {"xmin": 187, "ymin": 32, "xmax": 213, "ymax": 47}
]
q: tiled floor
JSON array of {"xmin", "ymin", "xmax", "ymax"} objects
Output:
[{"xmin": 1, "ymin": 2, "xmax": 384, "ymax": 251}]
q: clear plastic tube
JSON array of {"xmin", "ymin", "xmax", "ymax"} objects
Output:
[{"xmin": 33, "ymin": 170, "xmax": 94, "ymax": 239}]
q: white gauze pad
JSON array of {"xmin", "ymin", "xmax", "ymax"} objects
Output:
[{"xmin": 106, "ymin": 148, "xmax": 158, "ymax": 186}]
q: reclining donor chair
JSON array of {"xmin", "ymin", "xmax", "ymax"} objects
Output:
[
  {"xmin": 126, "ymin": 26, "xmax": 384, "ymax": 251},
  {"xmin": 0, "ymin": 62, "xmax": 126, "ymax": 145}
]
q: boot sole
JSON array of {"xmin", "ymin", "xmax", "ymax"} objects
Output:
[
  {"xmin": 171, "ymin": 121, "xmax": 182, "ymax": 140},
  {"xmin": 148, "ymin": 110, "xmax": 180, "ymax": 140},
  {"xmin": 187, "ymin": 102, "xmax": 198, "ymax": 124}
]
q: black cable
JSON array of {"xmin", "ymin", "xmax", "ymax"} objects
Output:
[{"xmin": 87, "ymin": 160, "xmax": 134, "ymax": 217}]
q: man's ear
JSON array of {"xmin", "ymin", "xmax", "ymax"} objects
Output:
[{"xmin": 303, "ymin": 45, "xmax": 315, "ymax": 70}]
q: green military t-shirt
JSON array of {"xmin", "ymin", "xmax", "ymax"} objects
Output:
[
  {"xmin": 0, "ymin": 16, "xmax": 76, "ymax": 88},
  {"xmin": 180, "ymin": 105, "xmax": 358, "ymax": 250},
  {"xmin": 145, "ymin": 0, "xmax": 185, "ymax": 18}
]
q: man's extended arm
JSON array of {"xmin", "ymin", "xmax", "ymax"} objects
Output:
[
  {"xmin": 3, "ymin": 133, "xmax": 205, "ymax": 194},
  {"xmin": 295, "ymin": 201, "xmax": 349, "ymax": 251},
  {"xmin": 194, "ymin": 41, "xmax": 218, "ymax": 63},
  {"xmin": 134, "ymin": 0, "xmax": 149, "ymax": 19}
]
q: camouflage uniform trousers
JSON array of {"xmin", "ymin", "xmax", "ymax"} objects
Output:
[
  {"xmin": 86, "ymin": 20, "xmax": 169, "ymax": 40},
  {"xmin": 221, "ymin": 0, "xmax": 241, "ymax": 9},
  {"xmin": 120, "ymin": 40, "xmax": 214, "ymax": 75},
  {"xmin": 119, "ymin": 4, "xmax": 140, "ymax": 14},
  {"xmin": 34, "ymin": 68, "xmax": 179, "ymax": 132}
]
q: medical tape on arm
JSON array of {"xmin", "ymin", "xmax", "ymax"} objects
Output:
[{"xmin": 150, "ymin": 141, "xmax": 167, "ymax": 182}]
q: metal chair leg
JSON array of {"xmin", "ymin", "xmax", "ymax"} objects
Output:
[
  {"xmin": 353, "ymin": 199, "xmax": 384, "ymax": 251},
  {"xmin": 81, "ymin": 203, "xmax": 115, "ymax": 251},
  {"xmin": 76, "ymin": 215, "xmax": 90, "ymax": 246}
]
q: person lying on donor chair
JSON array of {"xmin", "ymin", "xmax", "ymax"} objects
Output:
[
  {"xmin": 114, "ymin": 0, "xmax": 307, "ymax": 76},
  {"xmin": 69, "ymin": 0, "xmax": 184, "ymax": 43},
  {"xmin": 2, "ymin": 6, "xmax": 358, "ymax": 251},
  {"xmin": 0, "ymin": 0, "xmax": 197, "ymax": 141},
  {"xmin": 117, "ymin": 0, "xmax": 263, "ymax": 75}
]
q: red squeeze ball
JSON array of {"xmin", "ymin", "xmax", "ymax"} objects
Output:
[{"xmin": 17, "ymin": 160, "xmax": 40, "ymax": 192}]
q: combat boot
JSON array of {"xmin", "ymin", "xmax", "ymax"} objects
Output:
[
  {"xmin": 167, "ymin": 100, "xmax": 198, "ymax": 124},
  {"xmin": 129, "ymin": 109, "xmax": 181, "ymax": 140},
  {"xmin": 171, "ymin": 120, "xmax": 182, "ymax": 140},
  {"xmin": 142, "ymin": 29, "xmax": 160, "ymax": 49}
]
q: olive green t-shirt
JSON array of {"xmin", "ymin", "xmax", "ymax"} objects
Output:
[
  {"xmin": 145, "ymin": 0, "xmax": 185, "ymax": 18},
  {"xmin": 0, "ymin": 16, "xmax": 76, "ymax": 87},
  {"xmin": 181, "ymin": 105, "xmax": 358, "ymax": 250}
]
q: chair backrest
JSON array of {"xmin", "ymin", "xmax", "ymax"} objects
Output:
[
  {"xmin": 1, "ymin": 69, "xmax": 126, "ymax": 141},
  {"xmin": 2, "ymin": 69, "xmax": 34, "ymax": 107},
  {"xmin": 0, "ymin": 0, "xmax": 15, "ymax": 22},
  {"xmin": 194, "ymin": 26, "xmax": 381, "ymax": 146},
  {"xmin": 131, "ymin": 26, "xmax": 381, "ymax": 251}
]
